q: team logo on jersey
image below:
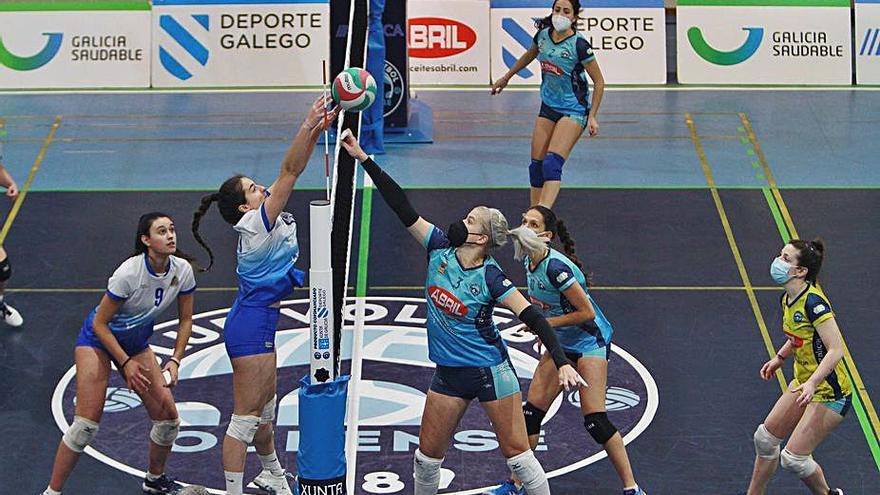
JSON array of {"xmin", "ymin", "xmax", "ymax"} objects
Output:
[
  {"xmin": 556, "ymin": 272, "xmax": 569, "ymax": 284},
  {"xmin": 813, "ymin": 304, "xmax": 827, "ymax": 315},
  {"xmin": 429, "ymin": 286, "xmax": 468, "ymax": 317},
  {"xmin": 793, "ymin": 311, "xmax": 805, "ymax": 323},
  {"xmin": 53, "ymin": 298, "xmax": 658, "ymax": 494},
  {"xmin": 530, "ymin": 296, "xmax": 551, "ymax": 311},
  {"xmin": 438, "ymin": 261, "xmax": 447, "ymax": 275},
  {"xmin": 560, "ymin": 50, "xmax": 571, "ymax": 59},
  {"xmin": 469, "ymin": 284, "xmax": 481, "ymax": 296},
  {"xmin": 502, "ymin": 279, "xmax": 512, "ymax": 288},
  {"xmin": 280, "ymin": 212, "xmax": 296, "ymax": 226},
  {"xmin": 171, "ymin": 276, "xmax": 179, "ymax": 287}
]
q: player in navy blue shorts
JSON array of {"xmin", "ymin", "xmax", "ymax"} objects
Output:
[
  {"xmin": 191, "ymin": 95, "xmax": 338, "ymax": 495},
  {"xmin": 491, "ymin": 0, "xmax": 605, "ymax": 209},
  {"xmin": 486, "ymin": 206, "xmax": 646, "ymax": 495},
  {"xmin": 41, "ymin": 213, "xmax": 197, "ymax": 495},
  {"xmin": 341, "ymin": 133, "xmax": 585, "ymax": 495}
]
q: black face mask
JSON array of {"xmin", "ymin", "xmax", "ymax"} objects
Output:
[{"xmin": 447, "ymin": 220, "xmax": 473, "ymax": 248}]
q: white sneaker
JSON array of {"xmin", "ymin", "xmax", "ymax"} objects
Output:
[
  {"xmin": 251, "ymin": 469, "xmax": 293, "ymax": 495},
  {"xmin": 3, "ymin": 303, "xmax": 22, "ymax": 327}
]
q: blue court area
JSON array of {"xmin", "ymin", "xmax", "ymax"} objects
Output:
[{"xmin": 1, "ymin": 89, "xmax": 879, "ymax": 494}]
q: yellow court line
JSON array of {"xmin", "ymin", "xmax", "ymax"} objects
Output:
[
  {"xmin": 0, "ymin": 116, "xmax": 61, "ymax": 245},
  {"xmin": 740, "ymin": 112, "xmax": 880, "ymax": 441},
  {"xmin": 687, "ymin": 112, "xmax": 787, "ymax": 391}
]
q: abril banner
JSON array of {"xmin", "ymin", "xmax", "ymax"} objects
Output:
[
  {"xmin": 408, "ymin": 0, "xmax": 491, "ymax": 85},
  {"xmin": 856, "ymin": 0, "xmax": 880, "ymax": 84},
  {"xmin": 151, "ymin": 0, "xmax": 329, "ymax": 87},
  {"xmin": 677, "ymin": 0, "xmax": 852, "ymax": 85},
  {"xmin": 0, "ymin": 2, "xmax": 151, "ymax": 89},
  {"xmin": 490, "ymin": 0, "xmax": 666, "ymax": 86}
]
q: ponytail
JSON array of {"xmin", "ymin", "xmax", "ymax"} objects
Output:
[
  {"xmin": 555, "ymin": 218, "xmax": 592, "ymax": 287},
  {"xmin": 192, "ymin": 193, "xmax": 218, "ymax": 272},
  {"xmin": 790, "ymin": 238, "xmax": 825, "ymax": 284},
  {"xmin": 508, "ymin": 225, "xmax": 550, "ymax": 262}
]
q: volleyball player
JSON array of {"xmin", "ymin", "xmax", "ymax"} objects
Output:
[{"xmin": 0, "ymin": 141, "xmax": 23, "ymax": 327}]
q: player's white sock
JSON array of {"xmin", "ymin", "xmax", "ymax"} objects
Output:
[
  {"xmin": 224, "ymin": 471, "xmax": 244, "ymax": 495},
  {"xmin": 145, "ymin": 472, "xmax": 161, "ymax": 482},
  {"xmin": 43, "ymin": 487, "xmax": 62, "ymax": 495},
  {"xmin": 259, "ymin": 452, "xmax": 285, "ymax": 476}
]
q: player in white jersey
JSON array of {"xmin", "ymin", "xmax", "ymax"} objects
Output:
[
  {"xmin": 0, "ymin": 141, "xmax": 23, "ymax": 327},
  {"xmin": 40, "ymin": 212, "xmax": 198, "ymax": 495},
  {"xmin": 191, "ymin": 95, "xmax": 339, "ymax": 495}
]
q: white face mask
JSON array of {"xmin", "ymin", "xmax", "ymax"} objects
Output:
[{"xmin": 551, "ymin": 14, "xmax": 572, "ymax": 32}]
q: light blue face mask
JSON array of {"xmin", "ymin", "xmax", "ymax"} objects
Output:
[{"xmin": 770, "ymin": 257, "xmax": 793, "ymax": 284}]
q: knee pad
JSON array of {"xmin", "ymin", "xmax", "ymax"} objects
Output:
[
  {"xmin": 150, "ymin": 418, "xmax": 181, "ymax": 447},
  {"xmin": 413, "ymin": 449, "xmax": 444, "ymax": 490},
  {"xmin": 506, "ymin": 450, "xmax": 548, "ymax": 493},
  {"xmin": 0, "ymin": 257, "xmax": 11, "ymax": 282},
  {"xmin": 259, "ymin": 395, "xmax": 277, "ymax": 425},
  {"xmin": 62, "ymin": 416, "xmax": 100, "ymax": 453},
  {"xmin": 780, "ymin": 449, "xmax": 818, "ymax": 479},
  {"xmin": 542, "ymin": 152, "xmax": 565, "ymax": 182},
  {"xmin": 226, "ymin": 414, "xmax": 260, "ymax": 444},
  {"xmin": 753, "ymin": 424, "xmax": 782, "ymax": 459},
  {"xmin": 584, "ymin": 412, "xmax": 618, "ymax": 445},
  {"xmin": 529, "ymin": 159, "xmax": 544, "ymax": 188},
  {"xmin": 523, "ymin": 402, "xmax": 547, "ymax": 436}
]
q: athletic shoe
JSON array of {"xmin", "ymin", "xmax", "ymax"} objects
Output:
[
  {"xmin": 142, "ymin": 474, "xmax": 183, "ymax": 494},
  {"xmin": 2, "ymin": 303, "xmax": 22, "ymax": 327},
  {"xmin": 252, "ymin": 469, "xmax": 294, "ymax": 495},
  {"xmin": 829, "ymin": 489, "xmax": 844, "ymax": 495},
  {"xmin": 482, "ymin": 480, "xmax": 524, "ymax": 495},
  {"xmin": 623, "ymin": 488, "xmax": 647, "ymax": 495}
]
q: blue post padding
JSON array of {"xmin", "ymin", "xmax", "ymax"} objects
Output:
[
  {"xmin": 362, "ymin": 0, "xmax": 386, "ymax": 155},
  {"xmin": 297, "ymin": 374, "xmax": 351, "ymax": 480}
]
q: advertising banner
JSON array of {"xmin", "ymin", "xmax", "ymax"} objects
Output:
[
  {"xmin": 856, "ymin": 0, "xmax": 880, "ymax": 84},
  {"xmin": 408, "ymin": 0, "xmax": 491, "ymax": 85}
]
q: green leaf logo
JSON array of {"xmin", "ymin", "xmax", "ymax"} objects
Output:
[
  {"xmin": 0, "ymin": 33, "xmax": 63, "ymax": 71},
  {"xmin": 688, "ymin": 26, "xmax": 763, "ymax": 66}
]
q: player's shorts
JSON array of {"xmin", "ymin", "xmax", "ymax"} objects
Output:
[
  {"xmin": 818, "ymin": 394, "xmax": 852, "ymax": 417},
  {"xmin": 76, "ymin": 313, "xmax": 153, "ymax": 358},
  {"xmin": 565, "ymin": 344, "xmax": 611, "ymax": 363},
  {"xmin": 430, "ymin": 359, "xmax": 520, "ymax": 402},
  {"xmin": 539, "ymin": 102, "xmax": 588, "ymax": 128},
  {"xmin": 224, "ymin": 300, "xmax": 281, "ymax": 359}
]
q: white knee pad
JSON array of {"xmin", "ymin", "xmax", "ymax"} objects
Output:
[
  {"xmin": 259, "ymin": 395, "xmax": 277, "ymax": 425},
  {"xmin": 780, "ymin": 449, "xmax": 818, "ymax": 479},
  {"xmin": 506, "ymin": 450, "xmax": 550, "ymax": 495},
  {"xmin": 62, "ymin": 416, "xmax": 100, "ymax": 453},
  {"xmin": 150, "ymin": 418, "xmax": 181, "ymax": 447},
  {"xmin": 226, "ymin": 414, "xmax": 260, "ymax": 444},
  {"xmin": 413, "ymin": 449, "xmax": 444, "ymax": 495},
  {"xmin": 753, "ymin": 424, "xmax": 782, "ymax": 459}
]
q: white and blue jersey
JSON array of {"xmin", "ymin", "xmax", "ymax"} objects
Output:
[
  {"xmin": 525, "ymin": 249, "xmax": 612, "ymax": 353},
  {"xmin": 233, "ymin": 204, "xmax": 304, "ymax": 307},
  {"xmin": 533, "ymin": 27, "xmax": 596, "ymax": 115},
  {"xmin": 423, "ymin": 224, "xmax": 518, "ymax": 367},
  {"xmin": 76, "ymin": 254, "xmax": 197, "ymax": 356}
]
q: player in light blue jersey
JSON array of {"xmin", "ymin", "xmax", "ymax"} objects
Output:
[
  {"xmin": 0, "ymin": 141, "xmax": 23, "ymax": 327},
  {"xmin": 191, "ymin": 95, "xmax": 338, "ymax": 495},
  {"xmin": 487, "ymin": 206, "xmax": 645, "ymax": 495},
  {"xmin": 41, "ymin": 213, "xmax": 198, "ymax": 495},
  {"xmin": 342, "ymin": 134, "xmax": 585, "ymax": 495},
  {"xmin": 492, "ymin": 0, "xmax": 605, "ymax": 209}
]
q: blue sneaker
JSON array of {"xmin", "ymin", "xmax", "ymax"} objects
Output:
[
  {"xmin": 142, "ymin": 474, "xmax": 183, "ymax": 494},
  {"xmin": 623, "ymin": 488, "xmax": 647, "ymax": 495},
  {"xmin": 482, "ymin": 480, "xmax": 524, "ymax": 495}
]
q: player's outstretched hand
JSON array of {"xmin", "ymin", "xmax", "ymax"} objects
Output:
[
  {"xmin": 304, "ymin": 94, "xmax": 340, "ymax": 138},
  {"xmin": 557, "ymin": 364, "xmax": 588, "ymax": 392},
  {"xmin": 340, "ymin": 129, "xmax": 369, "ymax": 162}
]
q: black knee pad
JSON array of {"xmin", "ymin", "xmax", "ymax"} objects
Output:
[
  {"xmin": 0, "ymin": 257, "xmax": 11, "ymax": 282},
  {"xmin": 584, "ymin": 412, "xmax": 617, "ymax": 445},
  {"xmin": 522, "ymin": 402, "xmax": 546, "ymax": 436}
]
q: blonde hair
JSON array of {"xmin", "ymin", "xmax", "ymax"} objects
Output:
[
  {"xmin": 472, "ymin": 206, "xmax": 548, "ymax": 260},
  {"xmin": 508, "ymin": 225, "xmax": 550, "ymax": 261}
]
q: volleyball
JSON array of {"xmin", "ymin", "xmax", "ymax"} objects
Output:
[
  {"xmin": 103, "ymin": 387, "xmax": 143, "ymax": 413},
  {"xmin": 331, "ymin": 67, "xmax": 377, "ymax": 112}
]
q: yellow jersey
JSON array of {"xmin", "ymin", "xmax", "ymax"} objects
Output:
[{"xmin": 781, "ymin": 282, "xmax": 851, "ymax": 401}]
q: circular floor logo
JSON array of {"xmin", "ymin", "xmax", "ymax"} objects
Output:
[{"xmin": 53, "ymin": 297, "xmax": 658, "ymax": 494}]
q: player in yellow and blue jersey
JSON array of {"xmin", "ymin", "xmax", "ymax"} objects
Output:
[
  {"xmin": 341, "ymin": 134, "xmax": 586, "ymax": 495},
  {"xmin": 192, "ymin": 96, "xmax": 339, "ymax": 495},
  {"xmin": 41, "ymin": 213, "xmax": 197, "ymax": 495},
  {"xmin": 486, "ymin": 206, "xmax": 645, "ymax": 495},
  {"xmin": 491, "ymin": 0, "xmax": 605, "ymax": 209},
  {"xmin": 745, "ymin": 239, "xmax": 848, "ymax": 495}
]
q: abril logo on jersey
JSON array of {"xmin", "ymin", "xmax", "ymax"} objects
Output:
[
  {"xmin": 688, "ymin": 26, "xmax": 763, "ymax": 66},
  {"xmin": 409, "ymin": 17, "xmax": 476, "ymax": 59},
  {"xmin": 540, "ymin": 60, "xmax": 562, "ymax": 75},
  {"xmin": 0, "ymin": 32, "xmax": 63, "ymax": 71},
  {"xmin": 429, "ymin": 286, "xmax": 468, "ymax": 317}
]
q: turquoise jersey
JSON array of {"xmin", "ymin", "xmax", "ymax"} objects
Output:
[
  {"xmin": 532, "ymin": 27, "xmax": 595, "ymax": 115},
  {"xmin": 423, "ymin": 224, "xmax": 518, "ymax": 367},
  {"xmin": 525, "ymin": 248, "xmax": 612, "ymax": 353}
]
